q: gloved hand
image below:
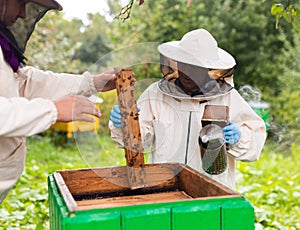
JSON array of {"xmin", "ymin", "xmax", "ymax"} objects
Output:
[
  {"xmin": 222, "ymin": 121, "xmax": 241, "ymax": 145},
  {"xmin": 110, "ymin": 105, "xmax": 140, "ymax": 128},
  {"xmin": 110, "ymin": 105, "xmax": 122, "ymax": 128}
]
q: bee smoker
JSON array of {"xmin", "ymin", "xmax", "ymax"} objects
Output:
[{"xmin": 199, "ymin": 105, "xmax": 229, "ymax": 175}]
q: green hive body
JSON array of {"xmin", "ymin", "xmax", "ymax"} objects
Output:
[{"xmin": 48, "ymin": 163, "xmax": 254, "ymax": 230}]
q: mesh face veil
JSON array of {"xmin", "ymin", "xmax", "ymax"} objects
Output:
[
  {"xmin": 160, "ymin": 54, "xmax": 179, "ymax": 80},
  {"xmin": 0, "ymin": 0, "xmax": 62, "ymax": 65},
  {"xmin": 159, "ymin": 54, "xmax": 234, "ymax": 99}
]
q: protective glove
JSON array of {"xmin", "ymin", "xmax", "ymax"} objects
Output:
[
  {"xmin": 110, "ymin": 105, "xmax": 122, "ymax": 128},
  {"xmin": 222, "ymin": 121, "xmax": 241, "ymax": 145},
  {"xmin": 110, "ymin": 105, "xmax": 140, "ymax": 128}
]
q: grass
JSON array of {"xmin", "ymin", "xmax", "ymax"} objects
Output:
[{"xmin": 0, "ymin": 133, "xmax": 299, "ymax": 229}]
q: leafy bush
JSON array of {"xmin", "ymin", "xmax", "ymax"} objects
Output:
[
  {"xmin": 266, "ymin": 31, "xmax": 300, "ymax": 147},
  {"xmin": 236, "ymin": 141, "xmax": 300, "ymax": 229}
]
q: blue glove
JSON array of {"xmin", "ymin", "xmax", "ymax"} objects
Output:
[
  {"xmin": 110, "ymin": 105, "xmax": 122, "ymax": 128},
  {"xmin": 222, "ymin": 121, "xmax": 241, "ymax": 145},
  {"xmin": 110, "ymin": 105, "xmax": 140, "ymax": 128}
]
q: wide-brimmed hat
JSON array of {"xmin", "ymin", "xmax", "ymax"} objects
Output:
[
  {"xmin": 30, "ymin": 0, "xmax": 63, "ymax": 10},
  {"xmin": 158, "ymin": 28, "xmax": 236, "ymax": 69}
]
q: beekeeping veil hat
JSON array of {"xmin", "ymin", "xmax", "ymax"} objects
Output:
[
  {"xmin": 158, "ymin": 28, "xmax": 236, "ymax": 100},
  {"xmin": 0, "ymin": 0, "xmax": 62, "ymax": 66}
]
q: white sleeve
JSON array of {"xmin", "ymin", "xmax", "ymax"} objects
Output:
[
  {"xmin": 18, "ymin": 66, "xmax": 97, "ymax": 100},
  {"xmin": 137, "ymin": 85, "xmax": 157, "ymax": 151},
  {"xmin": 227, "ymin": 89, "xmax": 267, "ymax": 161},
  {"xmin": 0, "ymin": 96, "xmax": 57, "ymax": 137},
  {"xmin": 108, "ymin": 120, "xmax": 125, "ymax": 147}
]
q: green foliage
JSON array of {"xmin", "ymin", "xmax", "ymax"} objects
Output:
[
  {"xmin": 271, "ymin": 1, "xmax": 300, "ymax": 35},
  {"xmin": 74, "ymin": 34, "xmax": 111, "ymax": 64},
  {"xmin": 236, "ymin": 141, "xmax": 300, "ymax": 229},
  {"xmin": 267, "ymin": 30, "xmax": 300, "ymax": 145},
  {"xmin": 118, "ymin": 0, "xmax": 300, "ymax": 36},
  {"xmin": 25, "ymin": 11, "xmax": 83, "ymax": 73},
  {"xmin": 73, "ymin": 13, "xmax": 113, "ymax": 66}
]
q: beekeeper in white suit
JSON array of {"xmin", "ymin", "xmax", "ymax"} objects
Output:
[
  {"xmin": 0, "ymin": 0, "xmax": 116, "ymax": 204},
  {"xmin": 109, "ymin": 28, "xmax": 267, "ymax": 190}
]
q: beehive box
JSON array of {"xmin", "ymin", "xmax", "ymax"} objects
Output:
[{"xmin": 48, "ymin": 163, "xmax": 254, "ymax": 230}]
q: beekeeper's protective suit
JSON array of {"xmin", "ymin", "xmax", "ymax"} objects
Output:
[
  {"xmin": 109, "ymin": 29, "xmax": 267, "ymax": 190},
  {"xmin": 0, "ymin": 0, "xmax": 100, "ymax": 204}
]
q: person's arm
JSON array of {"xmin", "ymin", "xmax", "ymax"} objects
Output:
[
  {"xmin": 227, "ymin": 89, "xmax": 267, "ymax": 161},
  {"xmin": 18, "ymin": 66, "xmax": 115, "ymax": 100},
  {"xmin": 0, "ymin": 96, "xmax": 57, "ymax": 137},
  {"xmin": 0, "ymin": 95, "xmax": 101, "ymax": 137}
]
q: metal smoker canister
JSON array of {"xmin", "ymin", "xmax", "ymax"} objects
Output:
[{"xmin": 199, "ymin": 124, "xmax": 227, "ymax": 175}]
